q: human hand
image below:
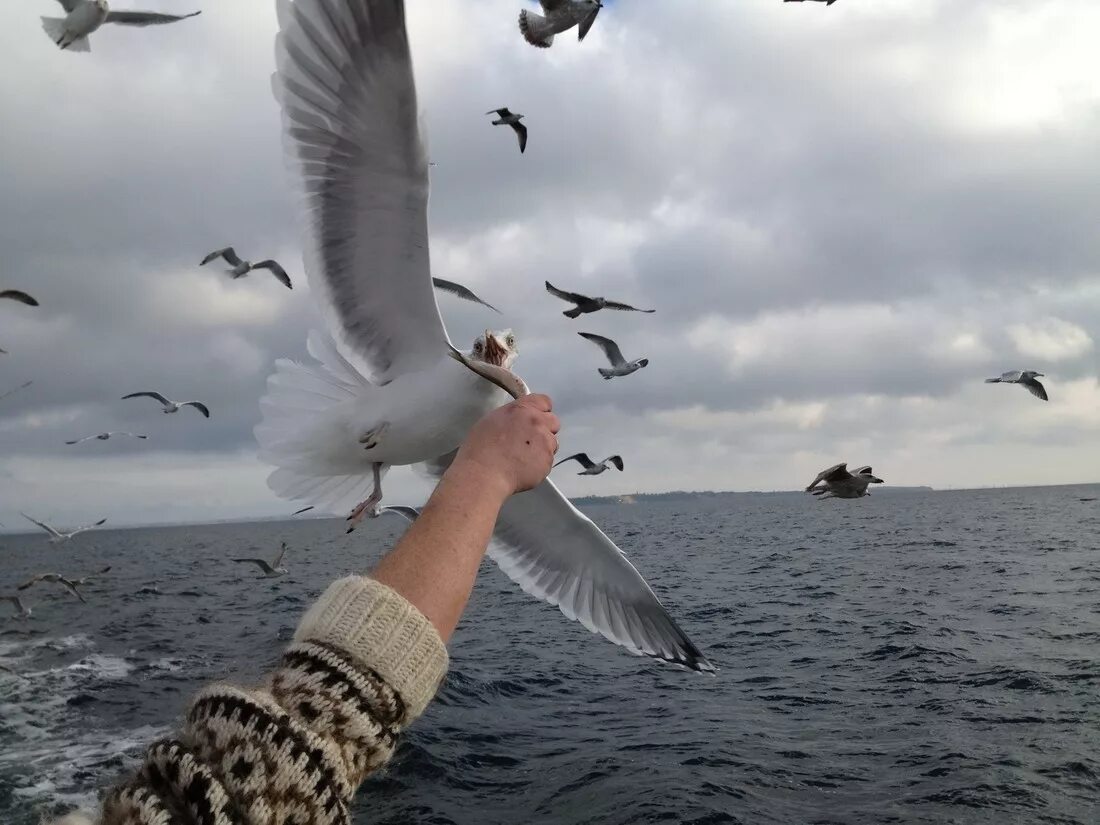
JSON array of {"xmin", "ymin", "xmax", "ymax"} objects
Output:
[{"xmin": 448, "ymin": 394, "xmax": 561, "ymax": 500}]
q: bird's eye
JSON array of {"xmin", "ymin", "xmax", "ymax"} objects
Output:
[
  {"xmin": 474, "ymin": 341, "xmax": 483, "ymax": 353},
  {"xmin": 506, "ymin": 334, "xmax": 516, "ymax": 348}
]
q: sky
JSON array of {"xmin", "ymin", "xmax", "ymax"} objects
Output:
[{"xmin": 2, "ymin": 0, "xmax": 1100, "ymax": 529}]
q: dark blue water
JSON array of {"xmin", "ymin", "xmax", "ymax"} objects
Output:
[{"xmin": 2, "ymin": 486, "xmax": 1098, "ymax": 824}]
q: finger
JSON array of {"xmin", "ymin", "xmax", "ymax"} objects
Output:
[
  {"xmin": 543, "ymin": 412, "xmax": 561, "ymax": 434},
  {"xmin": 522, "ymin": 393, "xmax": 553, "ymax": 413}
]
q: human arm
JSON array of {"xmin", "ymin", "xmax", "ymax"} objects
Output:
[{"xmin": 68, "ymin": 395, "xmax": 559, "ymax": 825}]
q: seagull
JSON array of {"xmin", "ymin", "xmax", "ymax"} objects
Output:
[
  {"xmin": 18, "ymin": 566, "xmax": 111, "ymax": 603},
  {"xmin": 0, "ymin": 381, "xmax": 33, "ymax": 403},
  {"xmin": 554, "ymin": 453, "xmax": 624, "ymax": 475},
  {"xmin": 485, "ymin": 108, "xmax": 527, "ymax": 154},
  {"xmin": 545, "ymin": 281, "xmax": 655, "ymax": 319},
  {"xmin": 21, "ymin": 512, "xmax": 107, "ymax": 543},
  {"xmin": 519, "ymin": 0, "xmax": 602, "ymax": 48},
  {"xmin": 200, "ymin": 247, "xmax": 293, "ymax": 289},
  {"xmin": 805, "ymin": 463, "xmax": 883, "ymax": 500},
  {"xmin": 65, "ymin": 431, "xmax": 148, "ymax": 445},
  {"xmin": 232, "ymin": 542, "xmax": 289, "ymax": 578},
  {"xmin": 433, "ymin": 277, "xmax": 500, "ymax": 313},
  {"xmin": 292, "ymin": 505, "xmax": 314, "ymax": 516},
  {"xmin": 0, "ymin": 290, "xmax": 39, "ymax": 306},
  {"xmin": 2, "ymin": 595, "xmax": 32, "ymax": 619},
  {"xmin": 578, "ymin": 332, "xmax": 649, "ymax": 379},
  {"xmin": 0, "ymin": 290, "xmax": 39, "ymax": 355},
  {"xmin": 41, "ymin": 1, "xmax": 201, "ymax": 52},
  {"xmin": 122, "ymin": 391, "xmax": 210, "ymax": 418},
  {"xmin": 258, "ymin": 0, "xmax": 709, "ymax": 672},
  {"xmin": 984, "ymin": 370, "xmax": 1048, "ymax": 401}
]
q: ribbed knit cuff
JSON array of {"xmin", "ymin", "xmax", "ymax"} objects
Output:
[{"xmin": 294, "ymin": 576, "xmax": 448, "ymax": 721}]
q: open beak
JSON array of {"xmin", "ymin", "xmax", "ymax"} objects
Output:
[
  {"xmin": 448, "ymin": 345, "xmax": 529, "ymax": 399},
  {"xmin": 481, "ymin": 329, "xmax": 508, "ymax": 366}
]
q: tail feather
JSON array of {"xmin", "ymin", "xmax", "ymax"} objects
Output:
[
  {"xmin": 598, "ymin": 368, "xmax": 615, "ymax": 380},
  {"xmin": 518, "ymin": 10, "xmax": 554, "ymax": 47},
  {"xmin": 268, "ymin": 468, "xmax": 381, "ymax": 516},
  {"xmin": 563, "ymin": 307, "xmax": 583, "ymax": 319},
  {"xmin": 984, "ymin": 377, "xmax": 1001, "ymax": 383},
  {"xmin": 41, "ymin": 17, "xmax": 68, "ymax": 47}
]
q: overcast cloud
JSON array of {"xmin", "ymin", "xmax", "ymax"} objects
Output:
[{"xmin": 2, "ymin": 0, "xmax": 1100, "ymax": 529}]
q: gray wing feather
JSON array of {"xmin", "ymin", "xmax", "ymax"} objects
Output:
[
  {"xmin": 432, "ymin": 277, "xmax": 500, "ymax": 313},
  {"xmin": 0, "ymin": 290, "xmax": 39, "ymax": 306},
  {"xmin": 578, "ymin": 332, "xmax": 626, "ymax": 366},
  {"xmin": 274, "ymin": 0, "xmax": 448, "ymax": 382},
  {"xmin": 1023, "ymin": 378, "xmax": 1048, "ymax": 401},
  {"xmin": 182, "ymin": 401, "xmax": 211, "ymax": 418},
  {"xmin": 606, "ymin": 455, "xmax": 624, "ymax": 471},
  {"xmin": 545, "ymin": 281, "xmax": 588, "ymax": 305},
  {"xmin": 122, "ymin": 391, "xmax": 171, "ymax": 407},
  {"xmin": 105, "ymin": 10, "xmax": 201, "ymax": 26},
  {"xmin": 253, "ymin": 260, "xmax": 293, "ymax": 289},
  {"xmin": 577, "ymin": 5, "xmax": 600, "ymax": 40},
  {"xmin": 603, "ymin": 300, "xmax": 654, "ymax": 313}
]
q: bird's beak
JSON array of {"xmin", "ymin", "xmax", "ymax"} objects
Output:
[
  {"xmin": 448, "ymin": 345, "xmax": 529, "ymax": 399},
  {"xmin": 871, "ymin": 476, "xmax": 884, "ymax": 484},
  {"xmin": 481, "ymin": 329, "xmax": 509, "ymax": 366},
  {"xmin": 1036, "ymin": 373, "xmax": 1045, "ymax": 377}
]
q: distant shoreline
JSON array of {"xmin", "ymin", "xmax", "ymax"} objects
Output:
[{"xmin": 572, "ymin": 487, "xmax": 936, "ymax": 506}]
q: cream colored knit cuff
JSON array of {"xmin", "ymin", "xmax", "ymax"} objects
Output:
[{"xmin": 294, "ymin": 576, "xmax": 448, "ymax": 721}]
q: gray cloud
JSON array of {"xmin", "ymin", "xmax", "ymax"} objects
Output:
[{"xmin": 2, "ymin": 0, "xmax": 1100, "ymax": 528}]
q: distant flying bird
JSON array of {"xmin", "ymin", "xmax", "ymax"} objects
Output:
[
  {"xmin": 41, "ymin": 1, "xmax": 201, "ymax": 52},
  {"xmin": 21, "ymin": 512, "xmax": 107, "ymax": 543},
  {"xmin": 0, "ymin": 290, "xmax": 39, "ymax": 306},
  {"xmin": 232, "ymin": 542, "xmax": 289, "ymax": 578},
  {"xmin": 65, "ymin": 431, "xmax": 148, "ymax": 445},
  {"xmin": 122, "ymin": 391, "xmax": 210, "ymax": 418},
  {"xmin": 784, "ymin": 0, "xmax": 838, "ymax": 6},
  {"xmin": 554, "ymin": 453, "xmax": 624, "ymax": 475},
  {"xmin": 519, "ymin": 0, "xmax": 602, "ymax": 48},
  {"xmin": 2, "ymin": 595, "xmax": 32, "ymax": 619},
  {"xmin": 985, "ymin": 370, "xmax": 1048, "ymax": 401},
  {"xmin": 291, "ymin": 505, "xmax": 314, "ymax": 516},
  {"xmin": 578, "ymin": 332, "xmax": 649, "ymax": 379},
  {"xmin": 486, "ymin": 108, "xmax": 527, "ymax": 153},
  {"xmin": 433, "ymin": 277, "xmax": 500, "ymax": 313},
  {"xmin": 805, "ymin": 463, "xmax": 883, "ymax": 500},
  {"xmin": 546, "ymin": 281, "xmax": 655, "ymax": 319},
  {"xmin": 18, "ymin": 566, "xmax": 111, "ymax": 603},
  {"xmin": 0, "ymin": 381, "xmax": 33, "ymax": 403},
  {"xmin": 200, "ymin": 247, "xmax": 293, "ymax": 289}
]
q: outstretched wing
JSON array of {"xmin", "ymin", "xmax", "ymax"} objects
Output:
[
  {"xmin": 418, "ymin": 451, "xmax": 713, "ymax": 672},
  {"xmin": 200, "ymin": 247, "xmax": 240, "ymax": 266},
  {"xmin": 232, "ymin": 558, "xmax": 269, "ymax": 572},
  {"xmin": 181, "ymin": 401, "xmax": 211, "ymax": 418},
  {"xmin": 1022, "ymin": 377, "xmax": 1048, "ymax": 401},
  {"xmin": 105, "ymin": 10, "xmax": 202, "ymax": 26},
  {"xmin": 65, "ymin": 435, "xmax": 94, "ymax": 445},
  {"xmin": 545, "ymin": 281, "xmax": 588, "ymax": 305},
  {"xmin": 512, "ymin": 122, "xmax": 528, "ymax": 153},
  {"xmin": 274, "ymin": 0, "xmax": 448, "ymax": 382},
  {"xmin": 20, "ymin": 512, "xmax": 62, "ymax": 539},
  {"xmin": 273, "ymin": 542, "xmax": 289, "ymax": 569},
  {"xmin": 578, "ymin": 332, "xmax": 626, "ymax": 366},
  {"xmin": 253, "ymin": 260, "xmax": 294, "ymax": 289},
  {"xmin": 122, "ymin": 391, "xmax": 171, "ymax": 407},
  {"xmin": 0, "ymin": 290, "xmax": 39, "ymax": 306},
  {"xmin": 577, "ymin": 5, "xmax": 601, "ymax": 40},
  {"xmin": 432, "ymin": 277, "xmax": 500, "ymax": 313},
  {"xmin": 70, "ymin": 518, "xmax": 107, "ymax": 536},
  {"xmin": 603, "ymin": 300, "xmax": 654, "ymax": 314},
  {"xmin": 606, "ymin": 455, "xmax": 624, "ymax": 471},
  {"xmin": 554, "ymin": 453, "xmax": 594, "ymax": 470},
  {"xmin": 805, "ymin": 462, "xmax": 850, "ymax": 491}
]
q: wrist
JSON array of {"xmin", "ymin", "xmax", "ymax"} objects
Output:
[{"xmin": 441, "ymin": 455, "xmax": 514, "ymax": 509}]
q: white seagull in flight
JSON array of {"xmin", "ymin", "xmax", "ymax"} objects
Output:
[
  {"xmin": 257, "ymin": 0, "xmax": 711, "ymax": 672},
  {"xmin": 805, "ymin": 463, "xmax": 883, "ymax": 500},
  {"xmin": 519, "ymin": 0, "xmax": 602, "ymax": 48},
  {"xmin": 65, "ymin": 431, "xmax": 148, "ymax": 445},
  {"xmin": 232, "ymin": 543, "xmax": 289, "ymax": 578},
  {"xmin": 122, "ymin": 391, "xmax": 210, "ymax": 418},
  {"xmin": 21, "ymin": 512, "xmax": 107, "ymax": 543},
  {"xmin": 984, "ymin": 370, "xmax": 1048, "ymax": 401},
  {"xmin": 554, "ymin": 453, "xmax": 624, "ymax": 475},
  {"xmin": 200, "ymin": 247, "xmax": 293, "ymax": 290},
  {"xmin": 578, "ymin": 332, "xmax": 649, "ymax": 379},
  {"xmin": 41, "ymin": 1, "xmax": 201, "ymax": 52}
]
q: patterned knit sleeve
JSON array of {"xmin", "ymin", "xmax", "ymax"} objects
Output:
[{"xmin": 97, "ymin": 577, "xmax": 449, "ymax": 825}]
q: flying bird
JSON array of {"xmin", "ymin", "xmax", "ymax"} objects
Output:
[
  {"xmin": 2, "ymin": 595, "xmax": 32, "ymax": 619},
  {"xmin": 257, "ymin": 0, "xmax": 709, "ymax": 672},
  {"xmin": 18, "ymin": 566, "xmax": 111, "ymax": 603},
  {"xmin": 21, "ymin": 512, "xmax": 107, "ymax": 543},
  {"xmin": 546, "ymin": 281, "xmax": 655, "ymax": 319},
  {"xmin": 292, "ymin": 505, "xmax": 315, "ymax": 516},
  {"xmin": 984, "ymin": 370, "xmax": 1048, "ymax": 401},
  {"xmin": 485, "ymin": 108, "xmax": 527, "ymax": 154},
  {"xmin": 200, "ymin": 247, "xmax": 293, "ymax": 289},
  {"xmin": 784, "ymin": 0, "xmax": 838, "ymax": 6},
  {"xmin": 122, "ymin": 391, "xmax": 210, "ymax": 418},
  {"xmin": 0, "ymin": 381, "xmax": 33, "ymax": 404},
  {"xmin": 41, "ymin": 1, "xmax": 201, "ymax": 52},
  {"xmin": 805, "ymin": 463, "xmax": 883, "ymax": 500},
  {"xmin": 519, "ymin": 0, "xmax": 602, "ymax": 48},
  {"xmin": 232, "ymin": 542, "xmax": 289, "ymax": 578},
  {"xmin": 0, "ymin": 290, "xmax": 39, "ymax": 306},
  {"xmin": 65, "ymin": 431, "xmax": 148, "ymax": 445},
  {"xmin": 578, "ymin": 332, "xmax": 649, "ymax": 379},
  {"xmin": 554, "ymin": 453, "xmax": 624, "ymax": 475},
  {"xmin": 432, "ymin": 277, "xmax": 500, "ymax": 313}
]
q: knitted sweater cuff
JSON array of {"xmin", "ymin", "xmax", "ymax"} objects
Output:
[{"xmin": 294, "ymin": 576, "xmax": 448, "ymax": 720}]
